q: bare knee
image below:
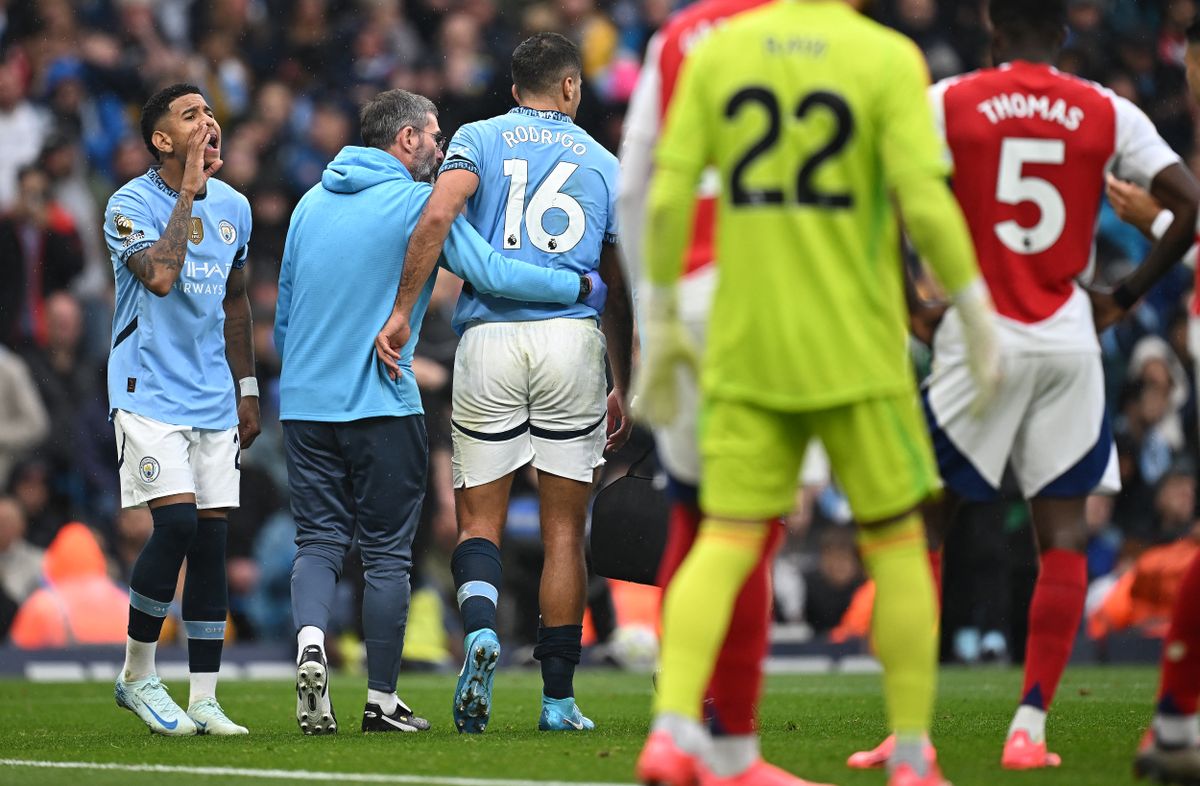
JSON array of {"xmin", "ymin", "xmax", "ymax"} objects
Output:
[{"xmin": 1031, "ymin": 496, "xmax": 1088, "ymax": 553}]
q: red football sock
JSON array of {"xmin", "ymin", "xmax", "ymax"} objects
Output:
[
  {"xmin": 1020, "ymin": 549, "xmax": 1087, "ymax": 710},
  {"xmin": 1158, "ymin": 553, "xmax": 1200, "ymax": 716},
  {"xmin": 708, "ymin": 521, "xmax": 785, "ymax": 735},
  {"xmin": 929, "ymin": 547, "xmax": 943, "ymax": 608},
  {"xmin": 656, "ymin": 500, "xmax": 702, "ymax": 589}
]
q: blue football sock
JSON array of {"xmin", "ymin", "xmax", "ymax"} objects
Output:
[{"xmin": 452, "ymin": 538, "xmax": 502, "ymax": 635}]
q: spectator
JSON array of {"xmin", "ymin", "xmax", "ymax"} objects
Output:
[
  {"xmin": 281, "ymin": 101, "xmax": 350, "ymax": 198},
  {"xmin": 560, "ymin": 0, "xmax": 617, "ymax": 82},
  {"xmin": 8, "ymin": 522, "xmax": 128, "ymax": 648},
  {"xmin": 0, "ymin": 496, "xmax": 45, "ymax": 639},
  {"xmin": 893, "ymin": 0, "xmax": 963, "ymax": 81},
  {"xmin": 42, "ymin": 57, "xmax": 131, "ymax": 179},
  {"xmin": 1152, "ymin": 459, "xmax": 1197, "ymax": 544},
  {"xmin": 0, "ymin": 345, "xmax": 49, "ymax": 488},
  {"xmin": 21, "ymin": 292, "xmax": 97, "ymax": 472},
  {"xmin": 108, "ymin": 135, "xmax": 154, "ymax": 187},
  {"xmin": 195, "ymin": 31, "xmax": 251, "ymax": 125},
  {"xmin": 8, "ymin": 460, "xmax": 60, "ymax": 548},
  {"xmin": 0, "ymin": 59, "xmax": 45, "ymax": 211},
  {"xmin": 1088, "ymin": 518, "xmax": 1200, "ymax": 640},
  {"xmin": 39, "ymin": 133, "xmax": 104, "ymax": 294},
  {"xmin": 801, "ymin": 528, "xmax": 865, "ymax": 635},
  {"xmin": 1159, "ymin": 0, "xmax": 1196, "ymax": 68},
  {"xmin": 0, "ymin": 165, "xmax": 84, "ymax": 347}
]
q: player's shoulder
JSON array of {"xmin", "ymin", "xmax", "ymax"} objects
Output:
[
  {"xmin": 659, "ymin": 0, "xmax": 766, "ymax": 49},
  {"xmin": 943, "ymin": 62, "xmax": 1115, "ymax": 102},
  {"xmin": 206, "ymin": 177, "xmax": 250, "ymax": 209},
  {"xmin": 460, "ymin": 113, "xmax": 512, "ymax": 137},
  {"xmin": 107, "ymin": 170, "xmax": 156, "ymax": 208}
]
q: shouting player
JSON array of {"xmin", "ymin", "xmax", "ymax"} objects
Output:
[
  {"xmin": 633, "ymin": 2, "xmax": 1000, "ymax": 785},
  {"xmin": 849, "ymin": 0, "xmax": 1200, "ymax": 773},
  {"xmin": 106, "ymin": 84, "xmax": 259, "ymax": 736},
  {"xmin": 375, "ymin": 33, "xmax": 633, "ymax": 733},
  {"xmin": 617, "ymin": 0, "xmax": 787, "ymax": 782}
]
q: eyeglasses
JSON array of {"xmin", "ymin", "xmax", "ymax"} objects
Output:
[{"xmin": 417, "ymin": 129, "xmax": 447, "ymax": 151}]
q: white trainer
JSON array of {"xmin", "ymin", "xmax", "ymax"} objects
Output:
[
  {"xmin": 187, "ymin": 697, "xmax": 249, "ymax": 735},
  {"xmin": 115, "ymin": 675, "xmax": 197, "ymax": 736}
]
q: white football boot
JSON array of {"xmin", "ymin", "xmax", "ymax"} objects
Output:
[{"xmin": 115, "ymin": 675, "xmax": 197, "ymax": 736}]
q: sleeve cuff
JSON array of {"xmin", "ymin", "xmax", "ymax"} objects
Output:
[
  {"xmin": 604, "ymin": 232, "xmax": 618, "ymax": 245},
  {"xmin": 232, "ymin": 244, "xmax": 248, "ymax": 269},
  {"xmin": 118, "ymin": 239, "xmax": 156, "ymax": 265},
  {"xmin": 1151, "ymin": 209, "xmax": 1175, "ymax": 241}
]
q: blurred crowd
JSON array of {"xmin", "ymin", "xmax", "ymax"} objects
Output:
[{"xmin": 3, "ymin": 0, "xmax": 1200, "ymax": 665}]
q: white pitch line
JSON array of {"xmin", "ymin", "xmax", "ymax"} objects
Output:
[{"xmin": 0, "ymin": 759, "xmax": 635, "ymax": 786}]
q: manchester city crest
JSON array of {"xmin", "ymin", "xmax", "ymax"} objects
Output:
[
  {"xmin": 219, "ymin": 220, "xmax": 237, "ymax": 245},
  {"xmin": 139, "ymin": 457, "xmax": 161, "ymax": 483}
]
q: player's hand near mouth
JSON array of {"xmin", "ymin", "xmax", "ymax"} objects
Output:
[{"xmin": 181, "ymin": 120, "xmax": 222, "ymax": 195}]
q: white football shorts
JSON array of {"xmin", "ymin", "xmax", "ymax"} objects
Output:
[
  {"xmin": 451, "ymin": 317, "xmax": 607, "ymax": 487},
  {"xmin": 113, "ymin": 409, "xmax": 241, "ymax": 509},
  {"xmin": 924, "ymin": 348, "xmax": 1119, "ymax": 500}
]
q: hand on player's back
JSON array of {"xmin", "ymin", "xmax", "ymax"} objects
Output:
[
  {"xmin": 181, "ymin": 121, "xmax": 222, "ymax": 195},
  {"xmin": 1106, "ymin": 174, "xmax": 1161, "ymax": 237},
  {"xmin": 375, "ymin": 311, "xmax": 412, "ymax": 381}
]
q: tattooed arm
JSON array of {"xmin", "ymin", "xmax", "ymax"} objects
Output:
[
  {"xmin": 224, "ymin": 265, "xmax": 260, "ymax": 448},
  {"xmin": 125, "ymin": 189, "xmax": 194, "ymax": 296},
  {"xmin": 126, "ymin": 122, "xmax": 221, "ymax": 297}
]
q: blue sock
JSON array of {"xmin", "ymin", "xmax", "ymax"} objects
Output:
[
  {"xmin": 128, "ymin": 503, "xmax": 197, "ymax": 643},
  {"xmin": 452, "ymin": 538, "xmax": 501, "ymax": 635},
  {"xmin": 535, "ymin": 624, "xmax": 582, "ymax": 700},
  {"xmin": 183, "ymin": 517, "xmax": 228, "ymax": 673}
]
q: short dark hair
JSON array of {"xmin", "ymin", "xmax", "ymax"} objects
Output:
[
  {"xmin": 359, "ymin": 89, "xmax": 437, "ymax": 149},
  {"xmin": 511, "ymin": 33, "xmax": 582, "ymax": 97},
  {"xmin": 140, "ymin": 83, "xmax": 203, "ymax": 161},
  {"xmin": 989, "ymin": 0, "xmax": 1067, "ymax": 45}
]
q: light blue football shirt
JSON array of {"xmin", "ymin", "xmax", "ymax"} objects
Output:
[
  {"xmin": 104, "ymin": 168, "xmax": 251, "ymax": 430},
  {"xmin": 442, "ymin": 106, "xmax": 619, "ymax": 327}
]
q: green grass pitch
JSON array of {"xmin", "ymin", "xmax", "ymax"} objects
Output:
[{"xmin": 0, "ymin": 666, "xmax": 1159, "ymax": 785}]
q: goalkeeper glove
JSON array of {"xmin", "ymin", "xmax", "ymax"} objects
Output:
[
  {"xmin": 952, "ymin": 277, "xmax": 1002, "ymax": 416},
  {"xmin": 631, "ymin": 285, "xmax": 700, "ymax": 427}
]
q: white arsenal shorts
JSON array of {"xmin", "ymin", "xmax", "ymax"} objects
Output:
[{"xmin": 924, "ymin": 349, "xmax": 1119, "ymax": 500}]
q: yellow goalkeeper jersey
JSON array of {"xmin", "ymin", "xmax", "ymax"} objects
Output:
[{"xmin": 648, "ymin": 0, "xmax": 973, "ymax": 410}]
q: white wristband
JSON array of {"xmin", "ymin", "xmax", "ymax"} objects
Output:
[
  {"xmin": 238, "ymin": 377, "xmax": 259, "ymax": 398},
  {"xmin": 1151, "ymin": 209, "xmax": 1175, "ymax": 241}
]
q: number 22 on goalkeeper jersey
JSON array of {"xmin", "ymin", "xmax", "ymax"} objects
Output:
[
  {"xmin": 441, "ymin": 106, "xmax": 619, "ymax": 327},
  {"xmin": 655, "ymin": 1, "xmax": 958, "ymax": 409}
]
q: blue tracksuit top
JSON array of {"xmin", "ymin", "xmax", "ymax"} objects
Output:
[{"xmin": 275, "ymin": 146, "xmax": 582, "ymax": 423}]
